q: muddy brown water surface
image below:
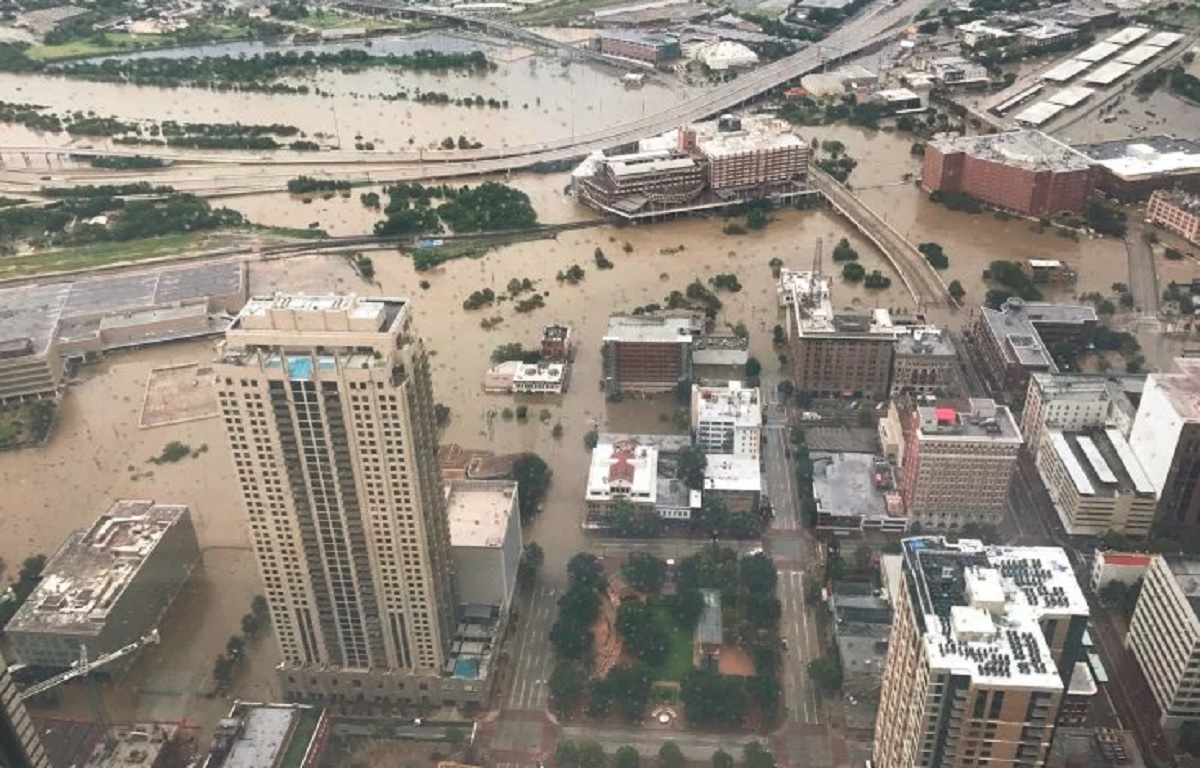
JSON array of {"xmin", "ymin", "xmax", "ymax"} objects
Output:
[{"xmin": 0, "ymin": 49, "xmax": 1185, "ymax": 733}]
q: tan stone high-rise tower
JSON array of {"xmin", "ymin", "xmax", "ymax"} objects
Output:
[{"xmin": 215, "ymin": 294, "xmax": 457, "ymax": 703}]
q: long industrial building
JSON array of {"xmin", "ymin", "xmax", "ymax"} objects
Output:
[
  {"xmin": 572, "ymin": 114, "xmax": 812, "ymax": 219},
  {"xmin": 874, "ymin": 537, "xmax": 1089, "ymax": 768},
  {"xmin": 215, "ymin": 294, "xmax": 484, "ymax": 705},
  {"xmin": 4, "ymin": 500, "xmax": 200, "ymax": 669},
  {"xmin": 0, "ymin": 261, "xmax": 246, "ymax": 404},
  {"xmin": 1076, "ymin": 135, "xmax": 1200, "ymax": 202}
]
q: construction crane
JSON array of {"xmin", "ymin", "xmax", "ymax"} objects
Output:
[{"xmin": 17, "ymin": 630, "xmax": 160, "ymax": 749}]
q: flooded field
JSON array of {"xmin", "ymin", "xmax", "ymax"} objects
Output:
[{"xmin": 0, "ymin": 45, "xmax": 701, "ymax": 153}]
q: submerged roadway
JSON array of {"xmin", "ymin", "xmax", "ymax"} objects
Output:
[{"xmin": 2, "ymin": 0, "xmax": 927, "ymax": 191}]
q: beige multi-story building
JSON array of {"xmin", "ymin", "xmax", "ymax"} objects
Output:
[
  {"xmin": 1020, "ymin": 372, "xmax": 1139, "ymax": 460},
  {"xmin": 215, "ymin": 294, "xmax": 469, "ymax": 706},
  {"xmin": 691, "ymin": 381, "xmax": 761, "ymax": 459},
  {"xmin": 1146, "ymin": 188, "xmax": 1200, "ymax": 242},
  {"xmin": 875, "ymin": 537, "xmax": 1089, "ymax": 768},
  {"xmin": 778, "ymin": 269, "xmax": 906, "ymax": 400},
  {"xmin": 899, "ymin": 399, "xmax": 1023, "ymax": 527},
  {"xmin": 0, "ymin": 656, "xmax": 50, "ymax": 768},
  {"xmin": 1126, "ymin": 555, "xmax": 1200, "ymax": 727},
  {"xmin": 1036, "ymin": 428, "xmax": 1157, "ymax": 536}
]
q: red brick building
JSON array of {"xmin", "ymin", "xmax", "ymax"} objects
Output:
[{"xmin": 922, "ymin": 130, "xmax": 1093, "ymax": 215}]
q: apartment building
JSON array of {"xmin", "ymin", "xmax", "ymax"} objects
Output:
[
  {"xmin": 1126, "ymin": 555, "xmax": 1200, "ymax": 727},
  {"xmin": 214, "ymin": 294, "xmax": 469, "ymax": 705},
  {"xmin": 892, "ymin": 327, "xmax": 962, "ymax": 397},
  {"xmin": 778, "ymin": 269, "xmax": 906, "ymax": 400},
  {"xmin": 602, "ymin": 314, "xmax": 700, "ymax": 396},
  {"xmin": 1020, "ymin": 372, "xmax": 1139, "ymax": 460},
  {"xmin": 1128, "ymin": 359, "xmax": 1200, "ymax": 536},
  {"xmin": 900, "ymin": 399, "xmax": 1023, "ymax": 527},
  {"xmin": 691, "ymin": 380, "xmax": 762, "ymax": 458},
  {"xmin": 4, "ymin": 500, "xmax": 200, "ymax": 669},
  {"xmin": 1146, "ymin": 188, "xmax": 1200, "ymax": 243},
  {"xmin": 0, "ymin": 657, "xmax": 49, "ymax": 768},
  {"xmin": 922, "ymin": 130, "xmax": 1093, "ymax": 215},
  {"xmin": 874, "ymin": 537, "xmax": 1089, "ymax": 768},
  {"xmin": 1036, "ymin": 427, "xmax": 1157, "ymax": 536}
]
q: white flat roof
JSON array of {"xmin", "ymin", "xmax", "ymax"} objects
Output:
[
  {"xmin": 1117, "ymin": 44, "xmax": 1161, "ymax": 66},
  {"xmin": 1028, "ymin": 259, "xmax": 1064, "ymax": 268},
  {"xmin": 1041, "ymin": 58, "xmax": 1091, "ymax": 83},
  {"xmin": 1104, "ymin": 26, "xmax": 1149, "ymax": 46},
  {"xmin": 1085, "ymin": 61, "xmax": 1135, "ymax": 85},
  {"xmin": 1144, "ymin": 31, "xmax": 1183, "ymax": 48},
  {"xmin": 1014, "ymin": 101, "xmax": 1066, "ymax": 126},
  {"xmin": 446, "ymin": 481, "xmax": 517, "ymax": 548},
  {"xmin": 1077, "ymin": 435, "xmax": 1118, "ymax": 485},
  {"xmin": 1075, "ymin": 41, "xmax": 1121, "ymax": 63},
  {"xmin": 1051, "ymin": 430, "xmax": 1095, "ymax": 495},
  {"xmin": 1048, "ymin": 85, "xmax": 1095, "ymax": 107},
  {"xmin": 703, "ymin": 453, "xmax": 761, "ymax": 492},
  {"xmin": 1105, "ymin": 427, "xmax": 1156, "ymax": 495}
]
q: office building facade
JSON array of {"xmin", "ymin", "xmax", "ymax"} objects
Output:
[
  {"xmin": 215, "ymin": 294, "xmax": 461, "ymax": 704},
  {"xmin": 900, "ymin": 399, "xmax": 1023, "ymax": 527},
  {"xmin": 1126, "ymin": 555, "xmax": 1200, "ymax": 727}
]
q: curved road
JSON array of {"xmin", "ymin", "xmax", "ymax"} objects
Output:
[{"xmin": 3, "ymin": 0, "xmax": 924, "ymax": 186}]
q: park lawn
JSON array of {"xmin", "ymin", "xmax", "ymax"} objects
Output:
[
  {"xmin": 27, "ymin": 34, "xmax": 155, "ymax": 61},
  {"xmin": 0, "ymin": 233, "xmax": 210, "ymax": 279},
  {"xmin": 650, "ymin": 603, "xmax": 694, "ymax": 682}
]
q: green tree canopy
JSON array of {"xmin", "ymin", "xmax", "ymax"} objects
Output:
[
  {"xmin": 511, "ymin": 454, "xmax": 552, "ymax": 525},
  {"xmin": 621, "ymin": 552, "xmax": 668, "ymax": 594}
]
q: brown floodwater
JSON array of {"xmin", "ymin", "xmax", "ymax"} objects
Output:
[
  {"xmin": 0, "ymin": 52, "xmax": 1172, "ymax": 731},
  {"xmin": 0, "ymin": 50, "xmax": 702, "ymax": 156}
]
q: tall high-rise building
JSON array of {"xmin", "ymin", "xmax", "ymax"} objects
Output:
[
  {"xmin": 874, "ymin": 537, "xmax": 1089, "ymax": 768},
  {"xmin": 215, "ymin": 294, "xmax": 458, "ymax": 703},
  {"xmin": 1126, "ymin": 555, "xmax": 1200, "ymax": 727},
  {"xmin": 0, "ymin": 657, "xmax": 49, "ymax": 768},
  {"xmin": 1128, "ymin": 359, "xmax": 1200, "ymax": 535}
]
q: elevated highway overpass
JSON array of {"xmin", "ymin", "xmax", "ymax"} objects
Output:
[{"xmin": 2, "ymin": 0, "xmax": 927, "ymax": 181}]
